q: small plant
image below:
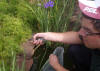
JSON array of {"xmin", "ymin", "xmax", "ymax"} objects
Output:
[
  {"xmin": 0, "ymin": 51, "xmax": 25, "ymax": 71},
  {"xmin": 0, "ymin": 14, "xmax": 32, "ymax": 65}
]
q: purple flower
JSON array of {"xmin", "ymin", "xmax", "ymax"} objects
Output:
[
  {"xmin": 48, "ymin": 1, "xmax": 54, "ymax": 7},
  {"xmin": 44, "ymin": 2, "xmax": 49, "ymax": 8},
  {"xmin": 44, "ymin": 0, "xmax": 54, "ymax": 8}
]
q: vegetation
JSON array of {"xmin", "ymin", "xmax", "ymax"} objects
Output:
[{"xmin": 0, "ymin": 0, "xmax": 75, "ymax": 71}]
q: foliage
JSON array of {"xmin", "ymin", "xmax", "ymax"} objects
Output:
[
  {"xmin": 0, "ymin": 51, "xmax": 25, "ymax": 71},
  {"xmin": 26, "ymin": 0, "xmax": 75, "ymax": 32},
  {"xmin": 0, "ymin": 0, "xmax": 76, "ymax": 70},
  {"xmin": 16, "ymin": 0, "xmax": 39, "ymax": 32},
  {"xmin": 25, "ymin": 0, "xmax": 76, "ymax": 70},
  {"xmin": 0, "ymin": 13, "xmax": 31, "ymax": 70},
  {"xmin": 0, "ymin": 14, "xmax": 32, "ymax": 61}
]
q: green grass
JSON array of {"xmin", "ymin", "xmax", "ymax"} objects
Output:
[{"xmin": 0, "ymin": 51, "xmax": 25, "ymax": 71}]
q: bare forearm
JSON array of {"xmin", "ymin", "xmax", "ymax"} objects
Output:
[
  {"xmin": 45, "ymin": 31, "xmax": 82, "ymax": 44},
  {"xmin": 60, "ymin": 31, "xmax": 82, "ymax": 44},
  {"xmin": 44, "ymin": 32, "xmax": 64, "ymax": 42}
]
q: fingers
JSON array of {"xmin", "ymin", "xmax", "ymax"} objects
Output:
[
  {"xmin": 32, "ymin": 33, "xmax": 45, "ymax": 45},
  {"xmin": 49, "ymin": 54, "xmax": 58, "ymax": 62},
  {"xmin": 49, "ymin": 54, "xmax": 57, "ymax": 59},
  {"xmin": 33, "ymin": 38, "xmax": 44, "ymax": 45},
  {"xmin": 33, "ymin": 33, "xmax": 40, "ymax": 42},
  {"xmin": 49, "ymin": 54, "xmax": 60, "ymax": 69}
]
